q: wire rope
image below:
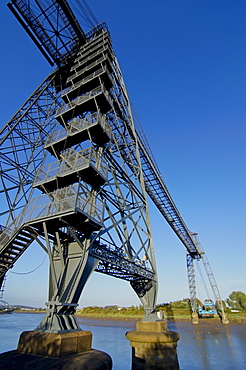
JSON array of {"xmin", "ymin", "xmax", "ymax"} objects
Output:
[
  {"xmin": 70, "ymin": 0, "xmax": 99, "ymax": 29},
  {"xmin": 9, "ymin": 254, "xmax": 47, "ymax": 275},
  {"xmin": 196, "ymin": 260, "xmax": 211, "ymax": 299}
]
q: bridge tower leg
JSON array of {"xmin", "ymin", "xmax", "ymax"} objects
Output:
[
  {"xmin": 190, "ymin": 233, "xmax": 229, "ymax": 324},
  {"xmin": 126, "ymin": 321, "xmax": 180, "ymax": 370},
  {"xmin": 186, "ymin": 253, "xmax": 199, "ymax": 324},
  {"xmin": 0, "ymin": 21, "xmax": 160, "ymax": 330}
]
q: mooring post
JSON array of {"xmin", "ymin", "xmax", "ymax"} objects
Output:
[{"xmin": 126, "ymin": 321, "xmax": 180, "ymax": 370}]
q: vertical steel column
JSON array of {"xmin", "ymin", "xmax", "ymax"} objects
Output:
[{"xmin": 186, "ymin": 253, "xmax": 199, "ymax": 324}]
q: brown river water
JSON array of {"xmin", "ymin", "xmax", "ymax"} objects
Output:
[{"xmin": 1, "ymin": 313, "xmax": 245, "ymax": 369}]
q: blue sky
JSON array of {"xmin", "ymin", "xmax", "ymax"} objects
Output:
[{"xmin": 1, "ymin": 1, "xmax": 245, "ymax": 308}]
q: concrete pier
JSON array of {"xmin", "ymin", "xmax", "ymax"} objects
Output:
[
  {"xmin": 126, "ymin": 321, "xmax": 180, "ymax": 370},
  {"xmin": 0, "ymin": 330, "xmax": 112, "ymax": 370},
  {"xmin": 191, "ymin": 312, "xmax": 199, "ymax": 324},
  {"xmin": 17, "ymin": 330, "xmax": 92, "ymax": 357}
]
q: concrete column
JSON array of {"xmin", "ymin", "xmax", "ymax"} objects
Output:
[{"xmin": 126, "ymin": 321, "xmax": 180, "ymax": 370}]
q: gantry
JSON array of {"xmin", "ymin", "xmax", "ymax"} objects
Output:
[{"xmin": 0, "ymin": 0, "xmax": 228, "ymax": 331}]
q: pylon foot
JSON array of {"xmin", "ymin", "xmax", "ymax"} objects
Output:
[
  {"xmin": 191, "ymin": 312, "xmax": 199, "ymax": 324},
  {"xmin": 17, "ymin": 330, "xmax": 92, "ymax": 357},
  {"xmin": 221, "ymin": 313, "xmax": 229, "ymax": 324},
  {"xmin": 126, "ymin": 321, "xmax": 180, "ymax": 370}
]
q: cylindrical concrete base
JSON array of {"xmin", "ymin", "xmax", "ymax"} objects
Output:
[{"xmin": 126, "ymin": 321, "xmax": 180, "ymax": 370}]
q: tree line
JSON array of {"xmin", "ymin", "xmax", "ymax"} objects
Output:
[
  {"xmin": 158, "ymin": 291, "xmax": 246, "ymax": 313},
  {"xmin": 77, "ymin": 291, "xmax": 246, "ymax": 315},
  {"xmin": 226, "ymin": 291, "xmax": 246, "ymax": 312},
  {"xmin": 77, "ymin": 305, "xmax": 144, "ymax": 316}
]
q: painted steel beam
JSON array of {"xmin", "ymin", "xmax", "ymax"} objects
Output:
[{"xmin": 7, "ymin": 0, "xmax": 86, "ymax": 66}]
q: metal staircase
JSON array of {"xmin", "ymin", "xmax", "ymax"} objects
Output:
[{"xmin": 0, "ymin": 226, "xmax": 38, "ymax": 282}]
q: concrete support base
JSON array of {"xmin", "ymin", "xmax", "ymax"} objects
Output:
[
  {"xmin": 0, "ymin": 349, "xmax": 112, "ymax": 370},
  {"xmin": 17, "ymin": 330, "xmax": 92, "ymax": 357},
  {"xmin": 191, "ymin": 312, "xmax": 199, "ymax": 324},
  {"xmin": 221, "ymin": 313, "xmax": 229, "ymax": 324},
  {"xmin": 0, "ymin": 330, "xmax": 112, "ymax": 370},
  {"xmin": 126, "ymin": 321, "xmax": 180, "ymax": 370}
]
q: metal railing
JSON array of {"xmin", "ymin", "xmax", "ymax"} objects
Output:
[
  {"xmin": 22, "ymin": 183, "xmax": 105, "ymax": 226},
  {"xmin": 0, "ymin": 183, "xmax": 105, "ymax": 246},
  {"xmin": 34, "ymin": 147, "xmax": 108, "ymax": 187},
  {"xmin": 74, "ymin": 44, "xmax": 112, "ymax": 68},
  {"xmin": 75, "ymin": 37, "xmax": 110, "ymax": 62},
  {"xmin": 71, "ymin": 52, "xmax": 105, "ymax": 72},
  {"xmin": 45, "ymin": 113, "xmax": 111, "ymax": 148},
  {"xmin": 64, "ymin": 65, "xmax": 111, "ymax": 94},
  {"xmin": 55, "ymin": 85, "xmax": 113, "ymax": 117},
  {"xmin": 85, "ymin": 22, "xmax": 109, "ymax": 40}
]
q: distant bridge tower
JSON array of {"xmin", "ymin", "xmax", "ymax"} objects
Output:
[{"xmin": 0, "ymin": 0, "xmax": 228, "ymax": 330}]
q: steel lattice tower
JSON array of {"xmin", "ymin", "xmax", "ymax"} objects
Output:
[{"xmin": 0, "ymin": 0, "xmax": 228, "ymax": 330}]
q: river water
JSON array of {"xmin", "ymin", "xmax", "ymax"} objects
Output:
[{"xmin": 1, "ymin": 313, "xmax": 246, "ymax": 369}]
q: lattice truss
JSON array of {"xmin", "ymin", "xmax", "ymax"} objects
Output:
[
  {"xmin": 0, "ymin": 23, "xmax": 157, "ymax": 325},
  {"xmin": 7, "ymin": 0, "xmax": 86, "ymax": 66},
  {"xmin": 0, "ymin": 72, "xmax": 59, "ymax": 224}
]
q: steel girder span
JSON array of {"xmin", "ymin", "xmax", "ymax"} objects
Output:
[{"xmin": 0, "ymin": 0, "xmax": 227, "ymax": 330}]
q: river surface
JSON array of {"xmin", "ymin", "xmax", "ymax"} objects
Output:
[{"xmin": 0, "ymin": 313, "xmax": 246, "ymax": 369}]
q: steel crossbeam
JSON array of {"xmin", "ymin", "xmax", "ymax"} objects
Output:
[
  {"xmin": 8, "ymin": 0, "xmax": 86, "ymax": 66},
  {"xmin": 136, "ymin": 133, "xmax": 201, "ymax": 258},
  {"xmin": 90, "ymin": 243, "xmax": 155, "ymax": 281}
]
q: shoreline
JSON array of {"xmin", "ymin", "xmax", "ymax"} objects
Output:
[
  {"xmin": 13, "ymin": 310, "xmax": 246, "ymax": 325},
  {"xmin": 76, "ymin": 313, "xmax": 246, "ymax": 326}
]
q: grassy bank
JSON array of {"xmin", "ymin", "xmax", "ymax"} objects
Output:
[
  {"xmin": 226, "ymin": 313, "xmax": 246, "ymax": 324},
  {"xmin": 13, "ymin": 305, "xmax": 246, "ymax": 324},
  {"xmin": 76, "ymin": 312, "xmax": 143, "ymax": 320}
]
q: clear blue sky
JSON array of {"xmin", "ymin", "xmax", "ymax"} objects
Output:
[{"xmin": 0, "ymin": 0, "xmax": 245, "ymax": 308}]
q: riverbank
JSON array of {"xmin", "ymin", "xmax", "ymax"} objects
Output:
[
  {"xmin": 12, "ymin": 310, "xmax": 246, "ymax": 325},
  {"xmin": 76, "ymin": 312, "xmax": 246, "ymax": 325}
]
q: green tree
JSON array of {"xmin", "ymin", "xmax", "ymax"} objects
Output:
[{"xmin": 226, "ymin": 291, "xmax": 246, "ymax": 312}]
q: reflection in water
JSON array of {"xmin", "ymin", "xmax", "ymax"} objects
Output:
[
  {"xmin": 171, "ymin": 320, "xmax": 246, "ymax": 370},
  {"xmin": 164, "ymin": 304, "xmax": 177, "ymax": 332},
  {"xmin": 194, "ymin": 330, "xmax": 210, "ymax": 369}
]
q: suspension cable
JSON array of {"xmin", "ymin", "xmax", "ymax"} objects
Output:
[
  {"xmin": 71, "ymin": 0, "xmax": 99, "ymax": 29},
  {"xmin": 196, "ymin": 260, "xmax": 210, "ymax": 299}
]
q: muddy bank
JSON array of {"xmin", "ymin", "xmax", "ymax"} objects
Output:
[
  {"xmin": 76, "ymin": 315, "xmax": 139, "ymax": 328},
  {"xmin": 76, "ymin": 314, "xmax": 246, "ymax": 329}
]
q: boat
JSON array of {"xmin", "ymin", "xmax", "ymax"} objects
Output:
[{"xmin": 198, "ymin": 299, "xmax": 218, "ymax": 317}]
